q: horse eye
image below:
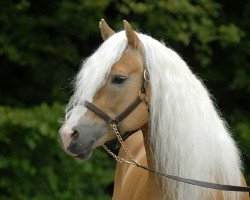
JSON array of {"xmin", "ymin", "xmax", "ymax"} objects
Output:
[{"xmin": 112, "ymin": 75, "xmax": 126, "ymax": 84}]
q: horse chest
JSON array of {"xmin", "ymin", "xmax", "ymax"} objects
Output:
[{"xmin": 112, "ymin": 131, "xmax": 163, "ymax": 200}]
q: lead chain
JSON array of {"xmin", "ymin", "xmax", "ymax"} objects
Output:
[
  {"xmin": 102, "ymin": 123, "xmax": 140, "ymax": 166},
  {"xmin": 111, "ymin": 123, "xmax": 135, "ymax": 161},
  {"xmin": 102, "ymin": 144, "xmax": 133, "ymax": 164}
]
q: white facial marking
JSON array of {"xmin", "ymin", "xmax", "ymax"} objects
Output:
[
  {"xmin": 60, "ymin": 105, "xmax": 87, "ymax": 150},
  {"xmin": 65, "ymin": 105, "xmax": 87, "ymax": 130}
]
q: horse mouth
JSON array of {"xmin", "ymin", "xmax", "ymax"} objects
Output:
[
  {"xmin": 73, "ymin": 141, "xmax": 94, "ymax": 160},
  {"xmin": 75, "ymin": 150, "xmax": 92, "ymax": 160}
]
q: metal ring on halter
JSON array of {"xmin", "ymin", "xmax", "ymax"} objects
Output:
[
  {"xmin": 143, "ymin": 69, "xmax": 150, "ymax": 83},
  {"xmin": 138, "ymin": 90, "xmax": 148, "ymax": 105}
]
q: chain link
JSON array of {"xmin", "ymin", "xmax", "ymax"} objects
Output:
[
  {"xmin": 102, "ymin": 144, "xmax": 133, "ymax": 164},
  {"xmin": 102, "ymin": 123, "xmax": 140, "ymax": 166}
]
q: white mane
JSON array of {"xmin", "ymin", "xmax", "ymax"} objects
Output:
[
  {"xmin": 66, "ymin": 31, "xmax": 243, "ymax": 200},
  {"xmin": 139, "ymin": 34, "xmax": 242, "ymax": 200}
]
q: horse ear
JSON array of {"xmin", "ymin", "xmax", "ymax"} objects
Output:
[
  {"xmin": 99, "ymin": 19, "xmax": 115, "ymax": 41},
  {"xmin": 123, "ymin": 20, "xmax": 140, "ymax": 49}
]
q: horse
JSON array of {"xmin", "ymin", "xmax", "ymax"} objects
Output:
[{"xmin": 59, "ymin": 19, "xmax": 249, "ymax": 200}]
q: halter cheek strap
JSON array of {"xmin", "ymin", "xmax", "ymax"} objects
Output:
[{"xmin": 84, "ymin": 70, "xmax": 149, "ymax": 126}]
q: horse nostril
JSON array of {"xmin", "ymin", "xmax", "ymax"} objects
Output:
[{"xmin": 70, "ymin": 130, "xmax": 79, "ymax": 139}]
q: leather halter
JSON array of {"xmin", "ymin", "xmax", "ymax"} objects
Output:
[
  {"xmin": 83, "ymin": 69, "xmax": 250, "ymax": 193},
  {"xmin": 84, "ymin": 70, "xmax": 149, "ymax": 126}
]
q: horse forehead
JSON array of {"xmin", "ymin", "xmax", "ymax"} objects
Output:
[{"xmin": 112, "ymin": 50, "xmax": 143, "ymax": 74}]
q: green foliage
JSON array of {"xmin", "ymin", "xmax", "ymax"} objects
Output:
[
  {"xmin": 0, "ymin": 0, "xmax": 111, "ymax": 105},
  {"xmin": 0, "ymin": 104, "xmax": 115, "ymax": 200}
]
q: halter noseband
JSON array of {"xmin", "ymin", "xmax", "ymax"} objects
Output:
[{"xmin": 84, "ymin": 70, "xmax": 149, "ymax": 126}]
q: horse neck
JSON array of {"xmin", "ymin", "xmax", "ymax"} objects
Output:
[
  {"xmin": 141, "ymin": 123, "xmax": 154, "ymax": 168},
  {"xmin": 141, "ymin": 122, "xmax": 169, "ymax": 198}
]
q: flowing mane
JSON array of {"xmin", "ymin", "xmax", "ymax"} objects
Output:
[
  {"xmin": 140, "ymin": 34, "xmax": 242, "ymax": 199},
  {"xmin": 66, "ymin": 31, "xmax": 242, "ymax": 200}
]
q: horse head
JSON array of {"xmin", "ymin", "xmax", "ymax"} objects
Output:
[{"xmin": 59, "ymin": 20, "xmax": 149, "ymax": 159}]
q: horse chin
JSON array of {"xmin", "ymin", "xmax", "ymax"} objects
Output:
[
  {"xmin": 75, "ymin": 150, "xmax": 93, "ymax": 160},
  {"xmin": 73, "ymin": 143, "xmax": 94, "ymax": 160},
  {"xmin": 67, "ymin": 141, "xmax": 95, "ymax": 160}
]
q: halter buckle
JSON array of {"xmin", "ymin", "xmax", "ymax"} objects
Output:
[{"xmin": 138, "ymin": 90, "xmax": 149, "ymax": 105}]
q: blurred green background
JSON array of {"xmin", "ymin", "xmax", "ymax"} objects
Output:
[{"xmin": 0, "ymin": 0, "xmax": 250, "ymax": 199}]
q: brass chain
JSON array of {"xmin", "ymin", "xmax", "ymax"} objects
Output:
[
  {"xmin": 102, "ymin": 123, "xmax": 140, "ymax": 166},
  {"xmin": 102, "ymin": 89, "xmax": 149, "ymax": 167},
  {"xmin": 102, "ymin": 145, "xmax": 134, "ymax": 164}
]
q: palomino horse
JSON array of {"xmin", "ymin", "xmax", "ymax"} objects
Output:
[{"xmin": 59, "ymin": 20, "xmax": 249, "ymax": 200}]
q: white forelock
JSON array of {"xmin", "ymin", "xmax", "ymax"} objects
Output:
[
  {"xmin": 65, "ymin": 31, "xmax": 127, "ymax": 125},
  {"xmin": 65, "ymin": 30, "xmax": 243, "ymax": 200}
]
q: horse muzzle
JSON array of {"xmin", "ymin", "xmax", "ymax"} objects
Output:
[{"xmin": 59, "ymin": 119, "xmax": 108, "ymax": 160}]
